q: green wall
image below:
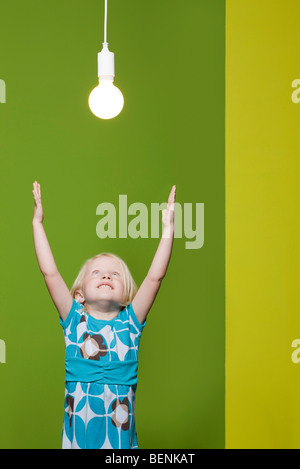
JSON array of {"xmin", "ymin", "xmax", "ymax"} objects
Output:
[{"xmin": 0, "ymin": 0, "xmax": 225, "ymax": 448}]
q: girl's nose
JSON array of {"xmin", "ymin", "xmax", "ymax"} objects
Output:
[{"xmin": 102, "ymin": 272, "xmax": 111, "ymax": 279}]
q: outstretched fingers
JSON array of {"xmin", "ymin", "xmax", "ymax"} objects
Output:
[
  {"xmin": 32, "ymin": 181, "xmax": 41, "ymax": 205},
  {"xmin": 167, "ymin": 185, "xmax": 176, "ymax": 209}
]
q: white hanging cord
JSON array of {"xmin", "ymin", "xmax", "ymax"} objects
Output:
[{"xmin": 104, "ymin": 0, "xmax": 108, "ymax": 43}]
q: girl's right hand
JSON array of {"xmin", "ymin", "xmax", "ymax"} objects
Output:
[{"xmin": 32, "ymin": 181, "xmax": 44, "ymax": 223}]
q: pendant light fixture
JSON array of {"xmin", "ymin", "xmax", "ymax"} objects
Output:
[{"xmin": 88, "ymin": 0, "xmax": 124, "ymax": 119}]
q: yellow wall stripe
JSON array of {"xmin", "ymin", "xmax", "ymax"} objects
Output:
[{"xmin": 226, "ymin": 0, "xmax": 300, "ymax": 448}]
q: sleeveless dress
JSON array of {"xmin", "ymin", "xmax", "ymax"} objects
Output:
[{"xmin": 59, "ymin": 299, "xmax": 146, "ymax": 449}]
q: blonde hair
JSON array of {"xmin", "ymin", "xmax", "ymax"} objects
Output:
[{"xmin": 70, "ymin": 252, "xmax": 137, "ymax": 309}]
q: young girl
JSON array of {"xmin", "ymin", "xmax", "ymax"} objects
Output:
[{"xmin": 32, "ymin": 182, "xmax": 176, "ymax": 449}]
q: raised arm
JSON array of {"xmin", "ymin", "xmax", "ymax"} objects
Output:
[
  {"xmin": 132, "ymin": 185, "xmax": 176, "ymax": 325},
  {"xmin": 32, "ymin": 181, "xmax": 73, "ymax": 321}
]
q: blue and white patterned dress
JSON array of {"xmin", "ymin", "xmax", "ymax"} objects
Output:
[{"xmin": 59, "ymin": 299, "xmax": 146, "ymax": 449}]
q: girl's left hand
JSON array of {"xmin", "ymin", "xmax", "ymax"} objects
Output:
[
  {"xmin": 162, "ymin": 185, "xmax": 176, "ymax": 228},
  {"xmin": 32, "ymin": 181, "xmax": 44, "ymax": 224}
]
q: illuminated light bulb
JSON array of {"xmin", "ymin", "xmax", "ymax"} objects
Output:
[
  {"xmin": 89, "ymin": 80, "xmax": 124, "ymax": 120},
  {"xmin": 89, "ymin": 42, "xmax": 124, "ymax": 120}
]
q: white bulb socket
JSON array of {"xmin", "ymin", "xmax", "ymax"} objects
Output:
[{"xmin": 98, "ymin": 42, "xmax": 115, "ymax": 79}]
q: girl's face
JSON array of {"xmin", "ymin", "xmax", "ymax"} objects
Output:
[{"xmin": 75, "ymin": 257, "xmax": 125, "ymax": 309}]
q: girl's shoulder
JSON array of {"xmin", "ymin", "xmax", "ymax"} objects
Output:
[
  {"xmin": 59, "ymin": 298, "xmax": 85, "ymax": 329},
  {"xmin": 119, "ymin": 302, "xmax": 146, "ymax": 332}
]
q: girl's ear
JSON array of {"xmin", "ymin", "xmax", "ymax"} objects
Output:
[{"xmin": 75, "ymin": 290, "xmax": 85, "ymax": 304}]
